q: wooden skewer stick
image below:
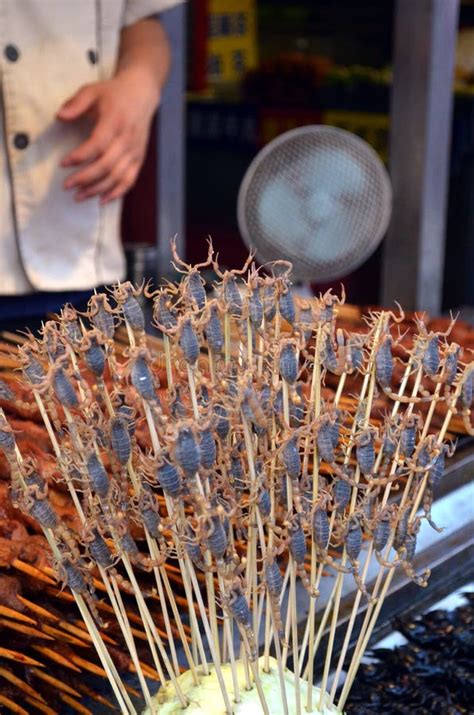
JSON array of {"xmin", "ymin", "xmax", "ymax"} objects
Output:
[
  {"xmin": 304, "ymin": 324, "xmax": 323, "ymax": 710},
  {"xmin": 12, "ymin": 438, "xmax": 135, "ymax": 713},
  {"xmin": 337, "ymin": 359, "xmax": 449, "ymax": 710},
  {"xmin": 328, "ymin": 353, "xmax": 418, "ymax": 704}
]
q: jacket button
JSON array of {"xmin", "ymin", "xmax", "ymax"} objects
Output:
[
  {"xmin": 4, "ymin": 45, "xmax": 19, "ymax": 62},
  {"xmin": 13, "ymin": 133, "xmax": 29, "ymax": 150},
  {"xmin": 87, "ymin": 49, "xmax": 98, "ymax": 65}
]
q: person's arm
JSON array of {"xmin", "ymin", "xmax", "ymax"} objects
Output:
[{"xmin": 57, "ymin": 18, "xmax": 170, "ymax": 204}]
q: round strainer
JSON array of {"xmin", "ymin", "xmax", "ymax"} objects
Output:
[{"xmin": 237, "ymin": 125, "xmax": 392, "ymax": 282}]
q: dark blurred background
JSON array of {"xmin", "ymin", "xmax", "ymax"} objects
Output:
[{"xmin": 122, "ymin": 0, "xmax": 474, "ymax": 311}]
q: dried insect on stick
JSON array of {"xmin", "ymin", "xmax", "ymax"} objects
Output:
[
  {"xmin": 58, "ymin": 555, "xmax": 106, "ymax": 626},
  {"xmin": 428, "ymin": 442, "xmax": 455, "ymax": 491},
  {"xmin": 444, "ymin": 343, "xmax": 460, "ymax": 387},
  {"xmin": 371, "ymin": 508, "xmax": 393, "ymax": 554},
  {"xmin": 247, "ymin": 267, "xmax": 264, "ymax": 330},
  {"xmin": 87, "ymin": 293, "xmax": 116, "ymax": 340},
  {"xmin": 170, "ymin": 236, "xmax": 213, "ymax": 312},
  {"xmin": 81, "ymin": 331, "xmax": 106, "ymax": 378},
  {"xmin": 279, "ymin": 340, "xmax": 299, "ymax": 385},
  {"xmin": 111, "ymin": 281, "xmax": 146, "ymax": 334},
  {"xmin": 399, "ymin": 415, "xmax": 421, "ymax": 460},
  {"xmin": 414, "ymin": 313, "xmax": 456, "ymax": 378},
  {"xmin": 51, "ymin": 361, "xmax": 79, "ymax": 409},
  {"xmin": 229, "ymin": 448, "xmax": 246, "ymax": 500},
  {"xmin": 59, "ymin": 304, "xmax": 83, "ymax": 347},
  {"xmin": 21, "ymin": 469, "xmax": 60, "ymax": 531},
  {"xmin": 173, "ymin": 424, "xmax": 201, "ymax": 478},
  {"xmin": 298, "ymin": 300, "xmax": 314, "ymax": 345},
  {"xmin": 201, "ymin": 513, "xmax": 228, "ymax": 565},
  {"xmin": 168, "ymin": 385, "xmax": 187, "ymax": 420},
  {"xmin": 85, "ymin": 452, "xmax": 110, "ymax": 500},
  {"xmin": 110, "ymin": 415, "xmax": 132, "ymax": 466},
  {"xmin": 347, "ymin": 334, "xmax": 365, "ymax": 373},
  {"xmin": 203, "ymin": 300, "xmax": 224, "ymax": 354},
  {"xmin": 118, "ymin": 523, "xmax": 167, "ymax": 571},
  {"xmin": 321, "ymin": 329, "xmax": 339, "ymax": 374},
  {"xmin": 129, "ymin": 347, "xmax": 160, "ymax": 404},
  {"xmin": 263, "ymin": 553, "xmax": 286, "ymax": 643},
  {"xmin": 153, "ymin": 290, "xmax": 178, "ymax": 333},
  {"xmin": 137, "ymin": 483, "xmax": 163, "ymax": 540},
  {"xmin": 178, "ymin": 317, "xmax": 200, "ymax": 366},
  {"xmin": 41, "ymin": 321, "xmax": 67, "ymax": 364},
  {"xmin": 312, "ymin": 501, "xmax": 330, "ymax": 552},
  {"xmin": 156, "ymin": 453, "xmax": 182, "ymax": 499},
  {"xmin": 263, "ymin": 284, "xmax": 276, "ymax": 322},
  {"xmin": 213, "ymin": 402, "xmax": 230, "ymax": 441},
  {"xmin": 342, "ymin": 516, "xmax": 372, "ymax": 600},
  {"xmin": 355, "ymin": 428, "xmax": 377, "ymax": 477},
  {"xmin": 200, "ymin": 427, "xmax": 217, "ymax": 470},
  {"xmin": 240, "ymin": 381, "xmax": 267, "ymax": 432},
  {"xmin": 333, "ymin": 478, "xmax": 351, "ymax": 513},
  {"xmin": 395, "ymin": 519, "xmax": 430, "ymax": 587},
  {"xmin": 460, "ymin": 365, "xmax": 474, "ymax": 435},
  {"xmin": 257, "ymin": 485, "xmax": 272, "ymax": 519},
  {"xmin": 317, "ymin": 287, "xmax": 346, "ymax": 324},
  {"xmin": 287, "ymin": 513, "xmax": 318, "ymax": 596},
  {"xmin": 222, "ymin": 579, "xmax": 257, "ymax": 660},
  {"xmin": 316, "ymin": 410, "xmax": 341, "ymax": 465},
  {"xmin": 272, "ymin": 262, "xmax": 296, "ymax": 328},
  {"xmin": 213, "ymin": 253, "xmax": 253, "ymax": 319}
]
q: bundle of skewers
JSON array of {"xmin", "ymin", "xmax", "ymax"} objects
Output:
[{"xmin": 0, "ymin": 240, "xmax": 472, "ymax": 714}]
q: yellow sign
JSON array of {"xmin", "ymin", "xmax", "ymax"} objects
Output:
[
  {"xmin": 207, "ymin": 0, "xmax": 257, "ymax": 84},
  {"xmin": 322, "ymin": 111, "xmax": 389, "ymax": 162}
]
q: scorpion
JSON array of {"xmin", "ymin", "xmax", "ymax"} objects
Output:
[
  {"xmin": 59, "ymin": 304, "xmax": 83, "ymax": 348},
  {"xmin": 245, "ymin": 263, "xmax": 265, "ymax": 330},
  {"xmin": 270, "ymin": 260, "xmax": 296, "ymax": 329},
  {"xmin": 213, "ymin": 252, "xmax": 254, "ymax": 320},
  {"xmin": 316, "ymin": 287, "xmax": 346, "ymax": 324},
  {"xmin": 170, "ymin": 236, "xmax": 213, "ymax": 312},
  {"xmin": 152, "ymin": 289, "xmax": 178, "ymax": 334},
  {"xmin": 221, "ymin": 578, "xmax": 258, "ymax": 660},
  {"xmin": 262, "ymin": 550, "xmax": 287, "ymax": 645},
  {"xmin": 85, "ymin": 292, "xmax": 116, "ymax": 341},
  {"xmin": 81, "ymin": 518, "xmax": 156, "ymax": 598},
  {"xmin": 115, "ymin": 516, "xmax": 170, "ymax": 572},
  {"xmin": 311, "ymin": 492, "xmax": 351, "ymax": 576},
  {"xmin": 110, "ymin": 281, "xmax": 146, "ymax": 335},
  {"xmin": 285, "ymin": 512, "xmax": 318, "ymax": 596},
  {"xmin": 79, "ymin": 328, "xmax": 107, "ymax": 379},
  {"xmin": 202, "ymin": 299, "xmax": 224, "ymax": 355},
  {"xmin": 341, "ymin": 514, "xmax": 374, "ymax": 601},
  {"xmin": 56, "ymin": 546, "xmax": 105, "ymax": 626},
  {"xmin": 392, "ymin": 515, "xmax": 431, "ymax": 588},
  {"xmin": 411, "ymin": 313, "xmax": 456, "ymax": 383}
]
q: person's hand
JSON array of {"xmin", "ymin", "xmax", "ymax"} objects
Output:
[{"xmin": 57, "ymin": 71, "xmax": 159, "ymax": 204}]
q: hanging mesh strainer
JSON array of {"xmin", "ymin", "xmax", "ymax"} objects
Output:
[{"xmin": 237, "ymin": 125, "xmax": 392, "ymax": 282}]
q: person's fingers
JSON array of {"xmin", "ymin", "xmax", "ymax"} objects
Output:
[
  {"xmin": 74, "ymin": 156, "xmax": 133, "ymax": 201},
  {"xmin": 61, "ymin": 118, "xmax": 116, "ymax": 168},
  {"xmin": 57, "ymin": 84, "xmax": 97, "ymax": 122},
  {"xmin": 64, "ymin": 139, "xmax": 123, "ymax": 190},
  {"xmin": 100, "ymin": 163, "xmax": 140, "ymax": 204}
]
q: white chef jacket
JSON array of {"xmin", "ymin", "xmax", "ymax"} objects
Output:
[{"xmin": 0, "ymin": 0, "xmax": 181, "ymax": 295}]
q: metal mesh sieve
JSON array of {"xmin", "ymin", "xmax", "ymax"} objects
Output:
[{"xmin": 237, "ymin": 125, "xmax": 392, "ymax": 282}]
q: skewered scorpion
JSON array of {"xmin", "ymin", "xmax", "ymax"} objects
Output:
[
  {"xmin": 170, "ymin": 236, "xmax": 213, "ymax": 312},
  {"xmin": 285, "ymin": 512, "xmax": 318, "ymax": 596},
  {"xmin": 221, "ymin": 578, "xmax": 258, "ymax": 660}
]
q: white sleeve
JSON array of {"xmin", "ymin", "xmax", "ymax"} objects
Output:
[{"xmin": 122, "ymin": 0, "xmax": 185, "ymax": 26}]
